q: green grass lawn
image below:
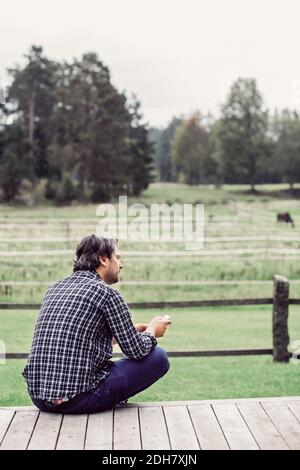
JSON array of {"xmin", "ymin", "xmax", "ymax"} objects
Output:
[
  {"xmin": 1, "ymin": 356, "xmax": 300, "ymax": 407},
  {"xmin": 0, "ymin": 182, "xmax": 300, "ymax": 218},
  {"xmin": 2, "ymin": 305, "xmax": 300, "ymax": 352},
  {"xmin": 1, "ymin": 305, "xmax": 300, "ymax": 405},
  {"xmin": 1, "ymin": 257, "xmax": 300, "ymax": 304},
  {"xmin": 2, "ymin": 257, "xmax": 300, "ymax": 283},
  {"xmin": 0, "ymin": 182, "xmax": 300, "ymax": 406},
  {"xmin": 1, "ymin": 282, "xmax": 300, "ymax": 304}
]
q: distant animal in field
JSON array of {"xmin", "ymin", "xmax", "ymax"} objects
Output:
[{"xmin": 277, "ymin": 212, "xmax": 295, "ymax": 227}]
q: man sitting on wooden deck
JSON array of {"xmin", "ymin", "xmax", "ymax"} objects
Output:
[{"xmin": 22, "ymin": 235, "xmax": 171, "ymax": 414}]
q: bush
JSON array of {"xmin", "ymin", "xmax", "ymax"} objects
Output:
[
  {"xmin": 45, "ymin": 179, "xmax": 57, "ymax": 200},
  {"xmin": 55, "ymin": 175, "xmax": 77, "ymax": 205},
  {"xmin": 91, "ymin": 185, "xmax": 111, "ymax": 203},
  {"xmin": 45, "ymin": 175, "xmax": 77, "ymax": 205},
  {"xmin": 0, "ymin": 149, "xmax": 22, "ymax": 201}
]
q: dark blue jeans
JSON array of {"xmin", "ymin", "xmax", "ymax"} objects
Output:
[{"xmin": 31, "ymin": 346, "xmax": 170, "ymax": 414}]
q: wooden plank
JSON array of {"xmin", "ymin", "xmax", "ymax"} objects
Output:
[
  {"xmin": 117, "ymin": 396, "xmax": 300, "ymax": 408},
  {"xmin": 2, "ymin": 397, "xmax": 300, "ymax": 411},
  {"xmin": 85, "ymin": 410, "xmax": 113, "ymax": 450},
  {"xmin": 163, "ymin": 406, "xmax": 199, "ymax": 450},
  {"xmin": 273, "ymin": 275, "xmax": 290, "ymax": 362},
  {"xmin": 261, "ymin": 401, "xmax": 300, "ymax": 450},
  {"xmin": 0, "ymin": 304, "xmax": 40, "ymax": 309},
  {"xmin": 285, "ymin": 399, "xmax": 300, "ymax": 422},
  {"xmin": 0, "ymin": 410, "xmax": 39, "ymax": 450},
  {"xmin": 188, "ymin": 405, "xmax": 229, "ymax": 450},
  {"xmin": 0, "ymin": 235, "xmax": 299, "ymax": 244},
  {"xmin": 2, "ymin": 248, "xmax": 298, "ymax": 258},
  {"xmin": 0, "ymin": 279, "xmax": 287, "ymax": 287},
  {"xmin": 28, "ymin": 412, "xmax": 63, "ymax": 450},
  {"xmin": 56, "ymin": 414, "xmax": 88, "ymax": 450},
  {"xmin": 166, "ymin": 349, "xmax": 273, "ymax": 357},
  {"xmin": 0, "ymin": 406, "xmax": 40, "ymax": 411},
  {"xmin": 139, "ymin": 406, "xmax": 170, "ymax": 450},
  {"xmin": 3, "ymin": 349, "xmax": 274, "ymax": 360},
  {"xmin": 237, "ymin": 402, "xmax": 288, "ymax": 450},
  {"xmin": 0, "ymin": 409, "xmax": 15, "ymax": 445},
  {"xmin": 113, "ymin": 408, "xmax": 141, "ymax": 450},
  {"xmin": 213, "ymin": 403, "xmax": 258, "ymax": 450},
  {"xmin": 129, "ymin": 299, "xmax": 273, "ymax": 309},
  {"xmin": 0, "ymin": 298, "xmax": 274, "ymax": 310}
]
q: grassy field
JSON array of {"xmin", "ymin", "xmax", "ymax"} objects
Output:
[
  {"xmin": 2, "ymin": 356, "xmax": 300, "ymax": 406},
  {"xmin": 1, "ymin": 182, "xmax": 300, "ymax": 405},
  {"xmin": 1, "ymin": 305, "xmax": 300, "ymax": 406},
  {"xmin": 2, "ymin": 305, "xmax": 300, "ymax": 353},
  {"xmin": 0, "ymin": 182, "xmax": 300, "ymax": 216}
]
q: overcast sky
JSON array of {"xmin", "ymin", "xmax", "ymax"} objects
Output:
[{"xmin": 1, "ymin": 0, "xmax": 300, "ymax": 127}]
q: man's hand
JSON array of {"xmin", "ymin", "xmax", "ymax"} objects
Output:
[
  {"xmin": 135, "ymin": 323, "xmax": 149, "ymax": 332},
  {"xmin": 112, "ymin": 319, "xmax": 166, "ymax": 346},
  {"xmin": 145, "ymin": 315, "xmax": 172, "ymax": 338}
]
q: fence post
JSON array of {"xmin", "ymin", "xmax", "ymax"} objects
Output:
[{"xmin": 273, "ymin": 275, "xmax": 290, "ymax": 362}]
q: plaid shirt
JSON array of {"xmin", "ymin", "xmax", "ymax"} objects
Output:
[{"xmin": 22, "ymin": 270, "xmax": 157, "ymax": 400}]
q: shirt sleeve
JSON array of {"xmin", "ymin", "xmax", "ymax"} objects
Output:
[{"xmin": 102, "ymin": 288, "xmax": 157, "ymax": 360}]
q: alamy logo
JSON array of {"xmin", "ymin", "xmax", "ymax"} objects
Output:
[
  {"xmin": 96, "ymin": 196, "xmax": 204, "ymax": 252},
  {"xmin": 291, "ymin": 340, "xmax": 300, "ymax": 365}
]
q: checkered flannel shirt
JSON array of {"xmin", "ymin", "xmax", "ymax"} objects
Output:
[{"xmin": 22, "ymin": 270, "xmax": 157, "ymax": 400}]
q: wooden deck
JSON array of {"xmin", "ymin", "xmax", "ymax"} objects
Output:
[{"xmin": 1, "ymin": 396, "xmax": 300, "ymax": 450}]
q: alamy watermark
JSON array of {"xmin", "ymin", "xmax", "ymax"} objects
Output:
[
  {"xmin": 291, "ymin": 340, "xmax": 300, "ymax": 365},
  {"xmin": 96, "ymin": 196, "xmax": 204, "ymax": 252}
]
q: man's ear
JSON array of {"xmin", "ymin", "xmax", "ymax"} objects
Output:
[{"xmin": 99, "ymin": 256, "xmax": 109, "ymax": 267}]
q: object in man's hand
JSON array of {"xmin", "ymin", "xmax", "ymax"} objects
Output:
[{"xmin": 162, "ymin": 314, "xmax": 171, "ymax": 323}]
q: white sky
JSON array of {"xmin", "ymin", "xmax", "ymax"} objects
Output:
[{"xmin": 1, "ymin": 0, "xmax": 300, "ymax": 127}]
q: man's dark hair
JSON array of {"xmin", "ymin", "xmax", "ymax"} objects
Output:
[{"xmin": 73, "ymin": 235, "xmax": 117, "ymax": 272}]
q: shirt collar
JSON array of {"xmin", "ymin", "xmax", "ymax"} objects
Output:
[{"xmin": 73, "ymin": 270, "xmax": 103, "ymax": 282}]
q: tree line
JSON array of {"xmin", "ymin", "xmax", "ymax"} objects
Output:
[
  {"xmin": 0, "ymin": 46, "xmax": 153, "ymax": 203},
  {"xmin": 1, "ymin": 47, "xmax": 300, "ymax": 204},
  {"xmin": 150, "ymin": 78, "xmax": 300, "ymax": 191}
]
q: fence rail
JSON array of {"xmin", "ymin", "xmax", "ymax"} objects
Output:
[
  {"xmin": 0, "ymin": 298, "xmax": 276, "ymax": 310},
  {"xmin": 1, "ymin": 235, "xmax": 300, "ymax": 243},
  {"xmin": 1, "ymin": 298, "xmax": 300, "ymax": 310},
  {"xmin": 1, "ymin": 275, "xmax": 296, "ymax": 361},
  {"xmin": 2, "ymin": 279, "xmax": 300, "ymax": 287},
  {"xmin": 0, "ymin": 297, "xmax": 300, "ymax": 310},
  {"xmin": 1, "ymin": 248, "xmax": 300, "ymax": 257},
  {"xmin": 1, "ymin": 349, "xmax": 276, "ymax": 360}
]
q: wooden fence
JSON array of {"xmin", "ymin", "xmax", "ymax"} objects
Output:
[{"xmin": 0, "ymin": 275, "xmax": 296, "ymax": 362}]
